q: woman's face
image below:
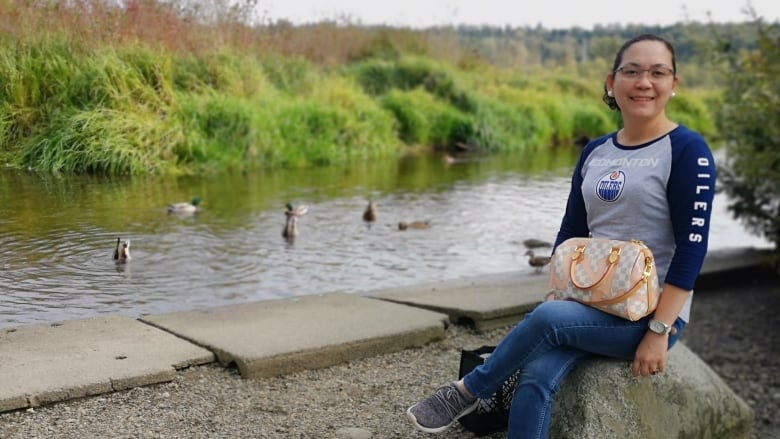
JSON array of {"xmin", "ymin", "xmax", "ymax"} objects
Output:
[{"xmin": 606, "ymin": 40, "xmax": 678, "ymax": 121}]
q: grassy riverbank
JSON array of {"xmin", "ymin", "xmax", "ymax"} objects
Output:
[{"xmin": 0, "ymin": 1, "xmax": 718, "ymax": 176}]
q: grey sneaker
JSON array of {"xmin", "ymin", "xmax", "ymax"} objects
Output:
[{"xmin": 406, "ymin": 382, "xmax": 478, "ymax": 433}]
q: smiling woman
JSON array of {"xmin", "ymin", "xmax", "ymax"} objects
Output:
[{"xmin": 405, "ymin": 34, "xmax": 719, "ymax": 438}]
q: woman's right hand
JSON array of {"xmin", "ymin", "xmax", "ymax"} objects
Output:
[{"xmin": 631, "ymin": 332, "xmax": 669, "ymax": 377}]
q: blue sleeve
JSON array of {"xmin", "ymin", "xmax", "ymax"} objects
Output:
[
  {"xmin": 553, "ymin": 139, "xmax": 604, "ymax": 251},
  {"xmin": 664, "ymin": 130, "xmax": 717, "ymax": 290}
]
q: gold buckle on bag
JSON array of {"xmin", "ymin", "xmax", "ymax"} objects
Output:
[
  {"xmin": 571, "ymin": 245, "xmax": 586, "ymax": 261},
  {"xmin": 643, "ymin": 257, "xmax": 654, "ymax": 279},
  {"xmin": 608, "ymin": 247, "xmax": 621, "ymax": 264}
]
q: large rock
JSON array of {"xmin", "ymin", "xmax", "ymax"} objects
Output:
[{"xmin": 550, "ymin": 342, "xmax": 753, "ymax": 439}]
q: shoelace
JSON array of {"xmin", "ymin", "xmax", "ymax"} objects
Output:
[{"xmin": 431, "ymin": 385, "xmax": 471, "ymax": 419}]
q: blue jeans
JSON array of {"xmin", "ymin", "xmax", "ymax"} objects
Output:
[{"xmin": 462, "ymin": 300, "xmax": 684, "ymax": 439}]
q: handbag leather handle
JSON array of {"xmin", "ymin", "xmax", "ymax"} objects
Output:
[
  {"xmin": 569, "ymin": 244, "xmax": 621, "ymax": 290},
  {"xmin": 572, "ymin": 256, "xmax": 655, "ymax": 307},
  {"xmin": 582, "ymin": 274, "xmax": 647, "ymax": 306}
]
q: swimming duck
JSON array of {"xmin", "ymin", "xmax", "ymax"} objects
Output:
[
  {"xmin": 525, "ymin": 250, "xmax": 551, "ymax": 273},
  {"xmin": 363, "ymin": 200, "xmax": 377, "ymax": 223},
  {"xmin": 283, "ymin": 203, "xmax": 309, "ymax": 240},
  {"xmin": 167, "ymin": 196, "xmax": 201, "ymax": 215},
  {"xmin": 113, "ymin": 238, "xmax": 131, "ymax": 263},
  {"xmin": 398, "ymin": 220, "xmax": 431, "ymax": 230},
  {"xmin": 523, "ymin": 238, "xmax": 553, "ymax": 249}
]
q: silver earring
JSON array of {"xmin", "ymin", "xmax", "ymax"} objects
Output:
[
  {"xmin": 607, "ymin": 90, "xmax": 613, "ymax": 97},
  {"xmin": 671, "ymin": 92, "xmax": 676, "ymax": 97}
]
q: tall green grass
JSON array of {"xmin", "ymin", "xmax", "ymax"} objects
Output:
[
  {"xmin": 1, "ymin": 39, "xmax": 182, "ymax": 173},
  {"xmin": 21, "ymin": 108, "xmax": 182, "ymax": 174},
  {"xmin": 0, "ymin": 30, "xmax": 719, "ymax": 175},
  {"xmin": 175, "ymin": 75, "xmax": 401, "ymax": 170}
]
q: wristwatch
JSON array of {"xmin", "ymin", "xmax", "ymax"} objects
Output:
[{"xmin": 648, "ymin": 319, "xmax": 672, "ymax": 335}]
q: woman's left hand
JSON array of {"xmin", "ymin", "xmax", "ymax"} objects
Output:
[{"xmin": 631, "ymin": 332, "xmax": 668, "ymax": 377}]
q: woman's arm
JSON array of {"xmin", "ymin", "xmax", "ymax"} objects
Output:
[
  {"xmin": 633, "ymin": 130, "xmax": 717, "ymax": 377},
  {"xmin": 631, "ymin": 283, "xmax": 689, "ymax": 377}
]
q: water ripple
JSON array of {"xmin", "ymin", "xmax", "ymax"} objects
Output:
[{"xmin": 0, "ymin": 167, "xmax": 770, "ymax": 328}]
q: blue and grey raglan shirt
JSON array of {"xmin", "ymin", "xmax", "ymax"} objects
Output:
[{"xmin": 553, "ymin": 125, "xmax": 716, "ymax": 322}]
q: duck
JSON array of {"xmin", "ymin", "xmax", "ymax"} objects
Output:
[
  {"xmin": 442, "ymin": 154, "xmax": 457, "ymax": 166},
  {"xmin": 363, "ymin": 200, "xmax": 377, "ymax": 223},
  {"xmin": 283, "ymin": 203, "xmax": 309, "ymax": 240},
  {"xmin": 113, "ymin": 238, "xmax": 131, "ymax": 263},
  {"xmin": 398, "ymin": 220, "xmax": 431, "ymax": 230},
  {"xmin": 524, "ymin": 250, "xmax": 551, "ymax": 273},
  {"xmin": 167, "ymin": 196, "xmax": 201, "ymax": 215},
  {"xmin": 523, "ymin": 238, "xmax": 553, "ymax": 249}
]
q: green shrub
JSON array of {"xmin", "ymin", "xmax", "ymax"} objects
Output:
[
  {"xmin": 349, "ymin": 56, "xmax": 476, "ymax": 110},
  {"xmin": 172, "ymin": 51, "xmax": 268, "ymax": 97},
  {"xmin": 380, "ymin": 89, "xmax": 436, "ymax": 144},
  {"xmin": 0, "ymin": 39, "xmax": 79, "ymax": 109},
  {"xmin": 429, "ymin": 106, "xmax": 476, "ymax": 147},
  {"xmin": 349, "ymin": 57, "xmax": 434, "ymax": 95},
  {"xmin": 568, "ymin": 99, "xmax": 616, "ymax": 142},
  {"xmin": 715, "ymin": 22, "xmax": 780, "ymax": 256},
  {"xmin": 175, "ymin": 94, "xmax": 258, "ymax": 170},
  {"xmin": 380, "ymin": 88, "xmax": 476, "ymax": 148},
  {"xmin": 174, "ymin": 75, "xmax": 400, "ymax": 170},
  {"xmin": 475, "ymin": 87, "xmax": 558, "ymax": 150},
  {"xmin": 667, "ymin": 91, "xmax": 715, "ymax": 137},
  {"xmin": 20, "ymin": 108, "xmax": 181, "ymax": 174},
  {"xmin": 261, "ymin": 55, "xmax": 315, "ymax": 95}
]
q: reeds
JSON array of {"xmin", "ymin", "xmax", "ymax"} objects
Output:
[{"xmin": 0, "ymin": 1, "xmax": 718, "ymax": 175}]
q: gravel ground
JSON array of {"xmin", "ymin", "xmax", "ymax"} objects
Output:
[{"xmin": 0, "ymin": 269, "xmax": 776, "ymax": 439}]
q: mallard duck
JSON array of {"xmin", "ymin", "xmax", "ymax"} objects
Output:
[
  {"xmin": 398, "ymin": 220, "xmax": 431, "ymax": 230},
  {"xmin": 363, "ymin": 200, "xmax": 377, "ymax": 223},
  {"xmin": 523, "ymin": 238, "xmax": 553, "ymax": 249},
  {"xmin": 113, "ymin": 238, "xmax": 131, "ymax": 263},
  {"xmin": 283, "ymin": 203, "xmax": 309, "ymax": 240},
  {"xmin": 167, "ymin": 196, "xmax": 201, "ymax": 215},
  {"xmin": 525, "ymin": 250, "xmax": 551, "ymax": 273}
]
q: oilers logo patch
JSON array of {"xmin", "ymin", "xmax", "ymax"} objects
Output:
[{"xmin": 596, "ymin": 170, "xmax": 625, "ymax": 202}]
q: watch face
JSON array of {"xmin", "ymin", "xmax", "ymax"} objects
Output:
[{"xmin": 650, "ymin": 320, "xmax": 667, "ymax": 334}]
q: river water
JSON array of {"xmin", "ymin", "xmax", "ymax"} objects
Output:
[{"xmin": 0, "ymin": 148, "xmax": 770, "ymax": 328}]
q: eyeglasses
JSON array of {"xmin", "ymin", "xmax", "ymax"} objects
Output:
[{"xmin": 615, "ymin": 66, "xmax": 675, "ymax": 82}]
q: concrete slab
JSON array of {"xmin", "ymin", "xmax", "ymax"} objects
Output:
[
  {"xmin": 700, "ymin": 247, "xmax": 774, "ymax": 274},
  {"xmin": 0, "ymin": 315, "xmax": 214, "ymax": 413},
  {"xmin": 369, "ymin": 271, "xmax": 549, "ymax": 332},
  {"xmin": 140, "ymin": 292, "xmax": 448, "ymax": 379},
  {"xmin": 368, "ymin": 248, "xmax": 775, "ymax": 332}
]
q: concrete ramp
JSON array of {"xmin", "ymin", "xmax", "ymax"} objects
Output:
[
  {"xmin": 0, "ymin": 315, "xmax": 214, "ymax": 412},
  {"xmin": 140, "ymin": 292, "xmax": 448, "ymax": 379}
]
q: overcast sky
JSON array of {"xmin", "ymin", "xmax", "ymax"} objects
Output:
[{"xmin": 259, "ymin": 0, "xmax": 779, "ymax": 29}]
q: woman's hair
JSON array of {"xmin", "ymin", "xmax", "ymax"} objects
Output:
[{"xmin": 602, "ymin": 34, "xmax": 677, "ymax": 111}]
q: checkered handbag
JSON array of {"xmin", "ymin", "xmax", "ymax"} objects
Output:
[
  {"xmin": 457, "ymin": 346, "xmax": 521, "ymax": 436},
  {"xmin": 548, "ymin": 237, "xmax": 659, "ymax": 321}
]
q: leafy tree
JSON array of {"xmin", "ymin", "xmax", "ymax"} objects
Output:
[{"xmin": 715, "ymin": 21, "xmax": 780, "ymax": 262}]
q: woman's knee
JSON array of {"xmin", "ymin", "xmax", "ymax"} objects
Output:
[{"xmin": 524, "ymin": 301, "xmax": 574, "ymax": 330}]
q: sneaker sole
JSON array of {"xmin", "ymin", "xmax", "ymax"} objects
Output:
[{"xmin": 405, "ymin": 399, "xmax": 479, "ymax": 434}]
